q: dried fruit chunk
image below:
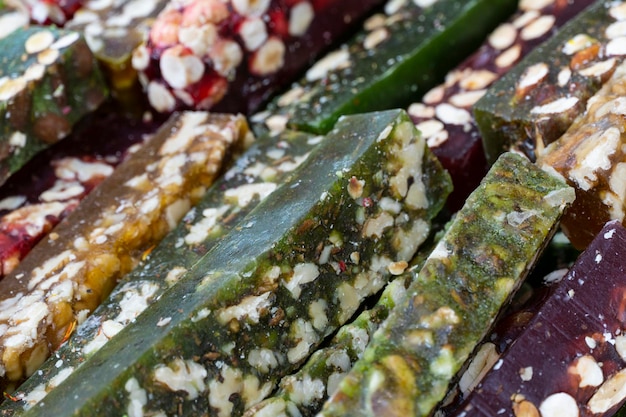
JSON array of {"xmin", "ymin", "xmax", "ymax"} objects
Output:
[
  {"xmin": 243, "ymin": 272, "xmax": 415, "ymax": 417},
  {"xmin": 475, "ymin": 0, "xmax": 626, "ymax": 164},
  {"xmin": 12, "ymin": 109, "xmax": 451, "ymax": 417},
  {"xmin": 317, "ymin": 152, "xmax": 575, "ymax": 417},
  {"xmin": 449, "ymin": 220, "xmax": 626, "ymax": 417},
  {"xmin": 132, "ymin": 0, "xmax": 385, "ymax": 115},
  {"xmin": 0, "ymin": 111, "xmax": 250, "ymax": 391},
  {"xmin": 0, "ymin": 104, "xmax": 158, "ymax": 279},
  {"xmin": 0, "ymin": 128, "xmax": 319, "ymax": 412},
  {"xmin": 538, "ymin": 58, "xmax": 626, "ymax": 249},
  {"xmin": 0, "ymin": 26, "xmax": 108, "ymax": 187},
  {"xmin": 253, "ymin": 0, "xmax": 517, "ymax": 135},
  {"xmin": 407, "ymin": 0, "xmax": 593, "ymax": 211}
]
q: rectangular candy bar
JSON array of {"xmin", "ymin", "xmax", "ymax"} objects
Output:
[
  {"xmin": 67, "ymin": 0, "xmax": 385, "ymax": 109},
  {"xmin": 252, "ymin": 0, "xmax": 518, "ymax": 135},
  {"xmin": 317, "ymin": 152, "xmax": 575, "ymax": 417},
  {"xmin": 10, "ymin": 109, "xmax": 451, "ymax": 417},
  {"xmin": 0, "ymin": 111, "xmax": 250, "ymax": 391},
  {"xmin": 475, "ymin": 0, "xmax": 626, "ymax": 164}
]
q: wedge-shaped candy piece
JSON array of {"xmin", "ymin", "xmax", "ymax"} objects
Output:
[
  {"xmin": 407, "ymin": 0, "xmax": 593, "ymax": 211},
  {"xmin": 538, "ymin": 58, "xmax": 626, "ymax": 249},
  {"xmin": 133, "ymin": 0, "xmax": 388, "ymax": 115},
  {"xmin": 318, "ymin": 152, "xmax": 575, "ymax": 417},
  {"xmin": 0, "ymin": 111, "xmax": 250, "ymax": 391},
  {"xmin": 0, "ymin": 103, "xmax": 159, "ymax": 279},
  {"xmin": 1, "ymin": 128, "xmax": 320, "ymax": 412},
  {"xmin": 475, "ymin": 0, "xmax": 626, "ymax": 164},
  {"xmin": 11, "ymin": 109, "xmax": 451, "ymax": 417},
  {"xmin": 0, "ymin": 26, "xmax": 108, "ymax": 187},
  {"xmin": 449, "ymin": 220, "xmax": 626, "ymax": 417},
  {"xmin": 253, "ymin": 0, "xmax": 517, "ymax": 135}
]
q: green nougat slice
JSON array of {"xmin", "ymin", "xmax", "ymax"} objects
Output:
[
  {"xmin": 2, "ymin": 129, "xmax": 316, "ymax": 403},
  {"xmin": 4, "ymin": 129, "xmax": 321, "ymax": 412},
  {"xmin": 251, "ymin": 0, "xmax": 517, "ymax": 135},
  {"xmin": 474, "ymin": 0, "xmax": 626, "ymax": 164},
  {"xmin": 243, "ymin": 272, "xmax": 415, "ymax": 417},
  {"xmin": 0, "ymin": 26, "xmax": 108, "ymax": 186},
  {"xmin": 15, "ymin": 109, "xmax": 451, "ymax": 417},
  {"xmin": 242, "ymin": 238, "xmax": 439, "ymax": 417},
  {"xmin": 318, "ymin": 152, "xmax": 575, "ymax": 417}
]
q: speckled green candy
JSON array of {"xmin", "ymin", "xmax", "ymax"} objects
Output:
[
  {"xmin": 254, "ymin": 0, "xmax": 516, "ymax": 135},
  {"xmin": 0, "ymin": 27, "xmax": 108, "ymax": 186},
  {"xmin": 243, "ymin": 273, "xmax": 415, "ymax": 417},
  {"xmin": 16, "ymin": 109, "xmax": 451, "ymax": 417},
  {"xmin": 318, "ymin": 152, "xmax": 575, "ymax": 417},
  {"xmin": 0, "ymin": 129, "xmax": 319, "ymax": 414}
]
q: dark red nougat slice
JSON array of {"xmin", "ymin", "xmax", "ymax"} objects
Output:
[
  {"xmin": 407, "ymin": 0, "xmax": 593, "ymax": 211},
  {"xmin": 132, "ymin": 0, "xmax": 385, "ymax": 115},
  {"xmin": 449, "ymin": 220, "xmax": 626, "ymax": 417}
]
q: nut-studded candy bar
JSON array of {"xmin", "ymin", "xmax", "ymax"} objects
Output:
[
  {"xmin": 132, "ymin": 0, "xmax": 386, "ymax": 115},
  {"xmin": 538, "ymin": 58, "xmax": 626, "ymax": 249},
  {"xmin": 253, "ymin": 0, "xmax": 517, "ymax": 135},
  {"xmin": 317, "ymin": 152, "xmax": 575, "ymax": 417},
  {"xmin": 475, "ymin": 0, "xmax": 626, "ymax": 164},
  {"xmin": 0, "ymin": 26, "xmax": 108, "ymax": 187},
  {"xmin": 13, "ymin": 110, "xmax": 451, "ymax": 417},
  {"xmin": 407, "ymin": 0, "xmax": 593, "ymax": 211},
  {"xmin": 448, "ymin": 220, "xmax": 626, "ymax": 417},
  {"xmin": 0, "ymin": 128, "xmax": 319, "ymax": 412},
  {"xmin": 0, "ymin": 104, "xmax": 159, "ymax": 279},
  {"xmin": 0, "ymin": 111, "xmax": 250, "ymax": 391}
]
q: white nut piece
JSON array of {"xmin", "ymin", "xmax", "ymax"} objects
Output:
[
  {"xmin": 488, "ymin": 23, "xmax": 517, "ymax": 51},
  {"xmin": 239, "ymin": 17, "xmax": 268, "ymax": 51},
  {"xmin": 25, "ymin": 31, "xmax": 55, "ymax": 54},
  {"xmin": 250, "ymin": 37, "xmax": 285, "ymax": 76},
  {"xmin": 587, "ymin": 368, "xmax": 626, "ymax": 414},
  {"xmin": 520, "ymin": 15, "xmax": 555, "ymax": 41},
  {"xmin": 147, "ymin": 81, "xmax": 177, "ymax": 113},
  {"xmin": 305, "ymin": 48, "xmax": 351, "ymax": 82},
  {"xmin": 539, "ymin": 392, "xmax": 579, "ymax": 417},
  {"xmin": 569, "ymin": 355, "xmax": 604, "ymax": 388},
  {"xmin": 160, "ymin": 48, "xmax": 205, "ymax": 89},
  {"xmin": 289, "ymin": 1, "xmax": 314, "ymax": 37},
  {"xmin": 517, "ymin": 62, "xmax": 549, "ymax": 92},
  {"xmin": 495, "ymin": 44, "xmax": 522, "ymax": 68}
]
